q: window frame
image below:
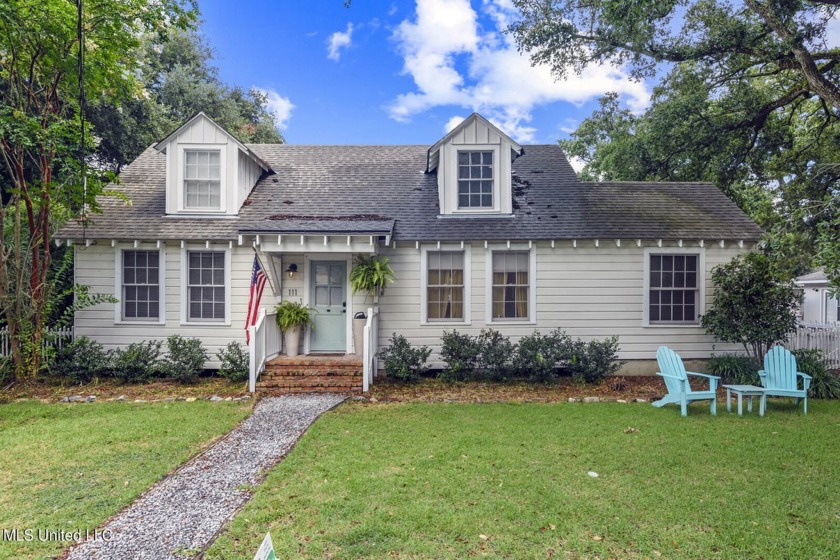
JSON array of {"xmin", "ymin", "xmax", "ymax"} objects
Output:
[
  {"xmin": 448, "ymin": 145, "xmax": 501, "ymax": 214},
  {"xmin": 114, "ymin": 246, "xmax": 166, "ymax": 325},
  {"xmin": 176, "ymin": 144, "xmax": 226, "ymax": 214},
  {"xmin": 643, "ymin": 247, "xmax": 705, "ymax": 327},
  {"xmin": 485, "ymin": 245, "xmax": 537, "ymax": 325},
  {"xmin": 420, "ymin": 245, "xmax": 472, "ymax": 325},
  {"xmin": 180, "ymin": 246, "xmax": 231, "ymax": 325},
  {"xmin": 456, "ymin": 150, "xmax": 495, "ymax": 210}
]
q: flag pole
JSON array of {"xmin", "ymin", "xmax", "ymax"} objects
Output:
[{"xmin": 252, "ymin": 244, "xmax": 278, "ymax": 296}]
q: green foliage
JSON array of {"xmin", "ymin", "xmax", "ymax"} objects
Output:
[
  {"xmin": 111, "ymin": 340, "xmax": 162, "ymax": 383},
  {"xmin": 475, "ymin": 329, "xmax": 516, "ymax": 382},
  {"xmin": 274, "ymin": 301, "xmax": 315, "ymax": 333},
  {"xmin": 377, "ymin": 333, "xmax": 431, "ymax": 383},
  {"xmin": 565, "ymin": 336, "xmax": 623, "ymax": 385},
  {"xmin": 349, "ymin": 255, "xmax": 396, "ymax": 296},
  {"xmin": 701, "ymin": 253, "xmax": 802, "ymax": 365},
  {"xmin": 217, "ymin": 341, "xmax": 249, "ymax": 383},
  {"xmin": 49, "ymin": 337, "xmax": 111, "ymax": 384},
  {"xmin": 515, "ymin": 329, "xmax": 571, "ymax": 382},
  {"xmin": 439, "ymin": 330, "xmax": 481, "ymax": 381},
  {"xmin": 707, "ymin": 353, "xmax": 760, "ymax": 386},
  {"xmin": 160, "ymin": 335, "xmax": 207, "ymax": 384},
  {"xmin": 792, "ymin": 349, "xmax": 840, "ymax": 400},
  {"xmin": 88, "ymin": 27, "xmax": 284, "ymax": 172}
]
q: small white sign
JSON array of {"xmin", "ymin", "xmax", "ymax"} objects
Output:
[{"xmin": 253, "ymin": 532, "xmax": 276, "ymax": 560}]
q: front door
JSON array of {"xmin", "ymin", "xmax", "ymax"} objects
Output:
[{"xmin": 309, "ymin": 261, "xmax": 347, "ymax": 352}]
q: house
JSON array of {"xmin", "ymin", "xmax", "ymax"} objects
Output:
[
  {"xmin": 795, "ymin": 268, "xmax": 839, "ymax": 324},
  {"xmin": 56, "ymin": 112, "xmax": 763, "ymax": 390}
]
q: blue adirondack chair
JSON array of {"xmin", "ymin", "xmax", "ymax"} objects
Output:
[
  {"xmin": 652, "ymin": 346, "xmax": 720, "ymax": 416},
  {"xmin": 758, "ymin": 346, "xmax": 812, "ymax": 414}
]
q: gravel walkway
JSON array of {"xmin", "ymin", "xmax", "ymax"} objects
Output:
[{"xmin": 66, "ymin": 394, "xmax": 345, "ymax": 560}]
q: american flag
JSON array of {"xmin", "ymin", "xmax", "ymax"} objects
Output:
[{"xmin": 245, "ymin": 255, "xmax": 268, "ymax": 344}]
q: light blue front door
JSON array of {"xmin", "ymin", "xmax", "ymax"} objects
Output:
[{"xmin": 309, "ymin": 261, "xmax": 347, "ymax": 352}]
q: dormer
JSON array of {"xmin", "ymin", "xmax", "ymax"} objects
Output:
[
  {"xmin": 427, "ymin": 113, "xmax": 523, "ymax": 216},
  {"xmin": 155, "ymin": 112, "xmax": 271, "ymax": 216}
]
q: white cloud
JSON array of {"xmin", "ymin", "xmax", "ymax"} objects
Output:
[
  {"xmin": 255, "ymin": 87, "xmax": 295, "ymax": 130},
  {"xmin": 444, "ymin": 115, "xmax": 466, "ymax": 133},
  {"xmin": 387, "ymin": 0, "xmax": 651, "ymax": 142},
  {"xmin": 327, "ymin": 23, "xmax": 354, "ymax": 61},
  {"xmin": 568, "ymin": 156, "xmax": 586, "ymax": 173}
]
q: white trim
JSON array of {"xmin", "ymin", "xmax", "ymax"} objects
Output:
[
  {"xmin": 179, "ymin": 245, "xmax": 232, "ymax": 326},
  {"xmin": 114, "ymin": 244, "xmax": 166, "ymax": 325},
  {"xmin": 420, "ymin": 244, "xmax": 472, "ymax": 326},
  {"xmin": 485, "ymin": 244, "xmax": 537, "ymax": 325},
  {"xmin": 642, "ymin": 247, "xmax": 706, "ymax": 327},
  {"xmin": 177, "ymin": 144, "xmax": 227, "ymax": 214},
  {"xmin": 450, "ymin": 146, "xmax": 501, "ymax": 213}
]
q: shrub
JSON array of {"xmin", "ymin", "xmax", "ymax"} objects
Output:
[
  {"xmin": 792, "ymin": 348, "xmax": 840, "ymax": 399},
  {"xmin": 217, "ymin": 341, "xmax": 249, "ymax": 383},
  {"xmin": 700, "ymin": 252, "xmax": 801, "ymax": 365},
  {"xmin": 439, "ymin": 330, "xmax": 481, "ymax": 381},
  {"xmin": 475, "ymin": 329, "xmax": 516, "ymax": 381},
  {"xmin": 160, "ymin": 335, "xmax": 208, "ymax": 384},
  {"xmin": 707, "ymin": 353, "xmax": 760, "ymax": 385},
  {"xmin": 112, "ymin": 340, "xmax": 162, "ymax": 383},
  {"xmin": 377, "ymin": 333, "xmax": 431, "ymax": 382},
  {"xmin": 50, "ymin": 336, "xmax": 111, "ymax": 384},
  {"xmin": 566, "ymin": 336, "xmax": 622, "ymax": 384},
  {"xmin": 516, "ymin": 329, "xmax": 571, "ymax": 382}
]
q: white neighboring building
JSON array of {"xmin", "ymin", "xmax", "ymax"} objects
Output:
[{"xmin": 795, "ymin": 269, "xmax": 839, "ymax": 324}]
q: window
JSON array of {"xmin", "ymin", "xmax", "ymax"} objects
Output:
[
  {"xmin": 184, "ymin": 150, "xmax": 221, "ymax": 209},
  {"xmin": 491, "ymin": 251, "xmax": 529, "ymax": 320},
  {"xmin": 427, "ymin": 252, "xmax": 465, "ymax": 321},
  {"xmin": 122, "ymin": 250, "xmax": 160, "ymax": 320},
  {"xmin": 458, "ymin": 151, "xmax": 493, "ymax": 208},
  {"xmin": 649, "ymin": 254, "xmax": 699, "ymax": 323},
  {"xmin": 187, "ymin": 251, "xmax": 226, "ymax": 322}
]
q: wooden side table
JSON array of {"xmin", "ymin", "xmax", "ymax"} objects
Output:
[{"xmin": 723, "ymin": 384, "xmax": 767, "ymax": 416}]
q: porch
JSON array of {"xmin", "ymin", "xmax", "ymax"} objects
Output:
[{"xmin": 247, "ymin": 307, "xmax": 379, "ymax": 393}]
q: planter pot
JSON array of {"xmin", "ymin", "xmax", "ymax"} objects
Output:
[
  {"xmin": 283, "ymin": 326, "xmax": 302, "ymax": 357},
  {"xmin": 353, "ymin": 313, "xmax": 367, "ymax": 356}
]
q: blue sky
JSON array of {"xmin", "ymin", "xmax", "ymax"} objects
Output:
[{"xmin": 199, "ymin": 0, "xmax": 651, "ymax": 150}]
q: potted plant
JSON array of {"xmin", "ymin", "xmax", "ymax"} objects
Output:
[
  {"xmin": 274, "ymin": 300, "xmax": 315, "ymax": 357},
  {"xmin": 350, "ymin": 254, "xmax": 395, "ymax": 299},
  {"xmin": 349, "ymin": 255, "xmax": 395, "ymax": 354}
]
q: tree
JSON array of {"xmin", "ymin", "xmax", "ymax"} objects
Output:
[
  {"xmin": 89, "ymin": 29, "xmax": 284, "ymax": 173},
  {"xmin": 0, "ymin": 0, "xmax": 195, "ymax": 379},
  {"xmin": 511, "ymin": 1, "xmax": 840, "ymax": 284},
  {"xmin": 701, "ymin": 252, "xmax": 802, "ymax": 365}
]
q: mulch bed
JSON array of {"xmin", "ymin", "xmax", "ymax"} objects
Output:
[
  {"xmin": 366, "ymin": 376, "xmax": 668, "ymax": 404},
  {"xmin": 0, "ymin": 377, "xmax": 249, "ymax": 403}
]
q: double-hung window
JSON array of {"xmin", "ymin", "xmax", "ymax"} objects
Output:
[
  {"xmin": 491, "ymin": 251, "xmax": 530, "ymax": 320},
  {"xmin": 122, "ymin": 250, "xmax": 160, "ymax": 321},
  {"xmin": 426, "ymin": 251, "xmax": 465, "ymax": 321},
  {"xmin": 648, "ymin": 254, "xmax": 699, "ymax": 323},
  {"xmin": 457, "ymin": 151, "xmax": 493, "ymax": 209},
  {"xmin": 187, "ymin": 251, "xmax": 226, "ymax": 322},
  {"xmin": 184, "ymin": 150, "xmax": 221, "ymax": 209}
]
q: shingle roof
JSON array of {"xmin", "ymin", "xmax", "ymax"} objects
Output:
[
  {"xmin": 795, "ymin": 268, "xmax": 827, "ymax": 283},
  {"xmin": 58, "ymin": 144, "xmax": 763, "ymax": 242}
]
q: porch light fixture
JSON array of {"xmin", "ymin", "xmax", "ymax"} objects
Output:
[{"xmin": 286, "ymin": 263, "xmax": 298, "ymax": 279}]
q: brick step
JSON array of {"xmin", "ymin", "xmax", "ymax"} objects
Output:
[
  {"xmin": 258, "ymin": 354, "xmax": 364, "ymax": 393},
  {"xmin": 262, "ymin": 367, "xmax": 361, "ymax": 378}
]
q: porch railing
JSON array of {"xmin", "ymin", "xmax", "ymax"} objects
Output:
[
  {"xmin": 362, "ymin": 306, "xmax": 379, "ymax": 392},
  {"xmin": 248, "ymin": 309, "xmax": 280, "ymax": 392},
  {"xmin": 788, "ymin": 322, "xmax": 840, "ymax": 369}
]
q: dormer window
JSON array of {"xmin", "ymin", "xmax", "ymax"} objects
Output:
[
  {"xmin": 458, "ymin": 151, "xmax": 494, "ymax": 209},
  {"xmin": 184, "ymin": 149, "xmax": 221, "ymax": 209}
]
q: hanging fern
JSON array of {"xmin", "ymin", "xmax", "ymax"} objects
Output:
[{"xmin": 350, "ymin": 255, "xmax": 395, "ymax": 295}]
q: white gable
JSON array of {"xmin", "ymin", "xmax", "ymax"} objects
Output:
[
  {"xmin": 155, "ymin": 113, "xmax": 270, "ymax": 216},
  {"xmin": 427, "ymin": 113, "xmax": 523, "ymax": 216}
]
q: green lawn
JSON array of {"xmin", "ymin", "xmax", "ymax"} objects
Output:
[
  {"xmin": 207, "ymin": 400, "xmax": 840, "ymax": 559},
  {"xmin": 0, "ymin": 400, "xmax": 249, "ymax": 560}
]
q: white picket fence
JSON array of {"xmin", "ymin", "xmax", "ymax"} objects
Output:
[
  {"xmin": 788, "ymin": 322, "xmax": 840, "ymax": 369},
  {"xmin": 0, "ymin": 326, "xmax": 74, "ymax": 359}
]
